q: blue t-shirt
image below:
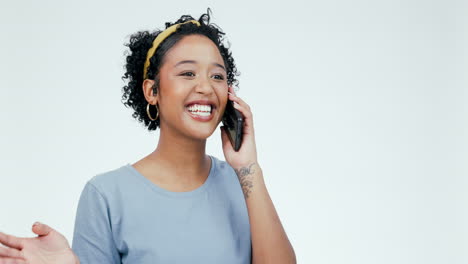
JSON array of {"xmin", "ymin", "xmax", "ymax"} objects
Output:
[{"xmin": 71, "ymin": 155, "xmax": 251, "ymax": 263}]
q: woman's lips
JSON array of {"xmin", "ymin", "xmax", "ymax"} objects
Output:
[{"xmin": 185, "ymin": 108, "xmax": 214, "ymax": 122}]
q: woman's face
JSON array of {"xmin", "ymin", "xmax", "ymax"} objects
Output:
[{"xmin": 154, "ymin": 34, "xmax": 229, "ymax": 140}]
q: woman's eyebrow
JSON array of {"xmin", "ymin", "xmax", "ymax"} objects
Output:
[{"xmin": 174, "ymin": 60, "xmax": 226, "ymax": 71}]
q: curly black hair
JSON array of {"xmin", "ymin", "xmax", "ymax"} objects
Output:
[{"xmin": 121, "ymin": 8, "xmax": 239, "ymax": 131}]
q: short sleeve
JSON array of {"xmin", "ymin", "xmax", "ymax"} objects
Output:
[{"xmin": 72, "ymin": 182, "xmax": 121, "ymax": 264}]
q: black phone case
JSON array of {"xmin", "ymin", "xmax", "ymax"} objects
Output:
[{"xmin": 222, "ymin": 99, "xmax": 244, "ymax": 151}]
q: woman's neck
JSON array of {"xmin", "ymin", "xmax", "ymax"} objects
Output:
[{"xmin": 146, "ymin": 126, "xmax": 211, "ymax": 185}]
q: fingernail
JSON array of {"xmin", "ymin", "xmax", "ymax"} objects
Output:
[{"xmin": 33, "ymin": 222, "xmax": 41, "ymax": 226}]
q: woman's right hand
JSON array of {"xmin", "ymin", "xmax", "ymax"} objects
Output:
[{"xmin": 0, "ymin": 222, "xmax": 79, "ymax": 264}]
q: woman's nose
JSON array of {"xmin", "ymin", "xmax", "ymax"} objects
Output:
[{"xmin": 194, "ymin": 76, "xmax": 214, "ymax": 94}]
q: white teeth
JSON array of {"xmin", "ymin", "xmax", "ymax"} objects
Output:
[
  {"xmin": 190, "ymin": 111, "xmax": 211, "ymax": 117},
  {"xmin": 187, "ymin": 104, "xmax": 212, "ymax": 114}
]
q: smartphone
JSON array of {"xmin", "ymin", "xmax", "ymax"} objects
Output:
[{"xmin": 222, "ymin": 99, "xmax": 244, "ymax": 151}]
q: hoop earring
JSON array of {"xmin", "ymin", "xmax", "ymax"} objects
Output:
[{"xmin": 146, "ymin": 103, "xmax": 159, "ymax": 121}]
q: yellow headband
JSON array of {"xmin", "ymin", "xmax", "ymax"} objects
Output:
[{"xmin": 143, "ymin": 20, "xmax": 201, "ymax": 79}]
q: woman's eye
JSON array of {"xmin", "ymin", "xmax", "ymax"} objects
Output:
[
  {"xmin": 181, "ymin": 72, "xmax": 195, "ymax": 77},
  {"xmin": 212, "ymin": 74, "xmax": 225, "ymax": 80}
]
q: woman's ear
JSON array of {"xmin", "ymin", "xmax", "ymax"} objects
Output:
[{"xmin": 142, "ymin": 79, "xmax": 158, "ymax": 104}]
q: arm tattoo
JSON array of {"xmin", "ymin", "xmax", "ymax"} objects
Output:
[{"xmin": 234, "ymin": 163, "xmax": 256, "ymax": 199}]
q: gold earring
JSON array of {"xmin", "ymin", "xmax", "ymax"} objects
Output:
[{"xmin": 146, "ymin": 103, "xmax": 159, "ymax": 121}]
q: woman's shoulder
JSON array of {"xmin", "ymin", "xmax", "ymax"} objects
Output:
[
  {"xmin": 210, "ymin": 155, "xmax": 232, "ymax": 170},
  {"xmin": 210, "ymin": 155, "xmax": 236, "ymax": 176},
  {"xmin": 83, "ymin": 163, "xmax": 137, "ymax": 197},
  {"xmin": 210, "ymin": 155, "xmax": 240, "ymax": 187}
]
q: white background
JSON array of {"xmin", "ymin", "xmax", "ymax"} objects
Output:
[{"xmin": 0, "ymin": 0, "xmax": 466, "ymax": 263}]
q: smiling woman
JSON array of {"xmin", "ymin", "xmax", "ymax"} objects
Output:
[
  {"xmin": 121, "ymin": 11, "xmax": 238, "ymax": 132},
  {"xmin": 141, "ymin": 34, "xmax": 229, "ymax": 138},
  {"xmin": 0, "ymin": 8, "xmax": 296, "ymax": 264}
]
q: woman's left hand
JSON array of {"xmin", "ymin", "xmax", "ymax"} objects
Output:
[{"xmin": 220, "ymin": 86, "xmax": 258, "ymax": 169}]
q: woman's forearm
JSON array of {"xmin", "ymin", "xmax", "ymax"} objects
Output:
[{"xmin": 233, "ymin": 162, "xmax": 296, "ymax": 264}]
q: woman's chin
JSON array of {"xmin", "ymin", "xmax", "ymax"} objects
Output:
[
  {"xmin": 186, "ymin": 126, "xmax": 216, "ymax": 140},
  {"xmin": 182, "ymin": 114, "xmax": 220, "ymax": 140}
]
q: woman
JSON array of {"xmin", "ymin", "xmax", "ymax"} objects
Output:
[{"xmin": 0, "ymin": 9, "xmax": 296, "ymax": 264}]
